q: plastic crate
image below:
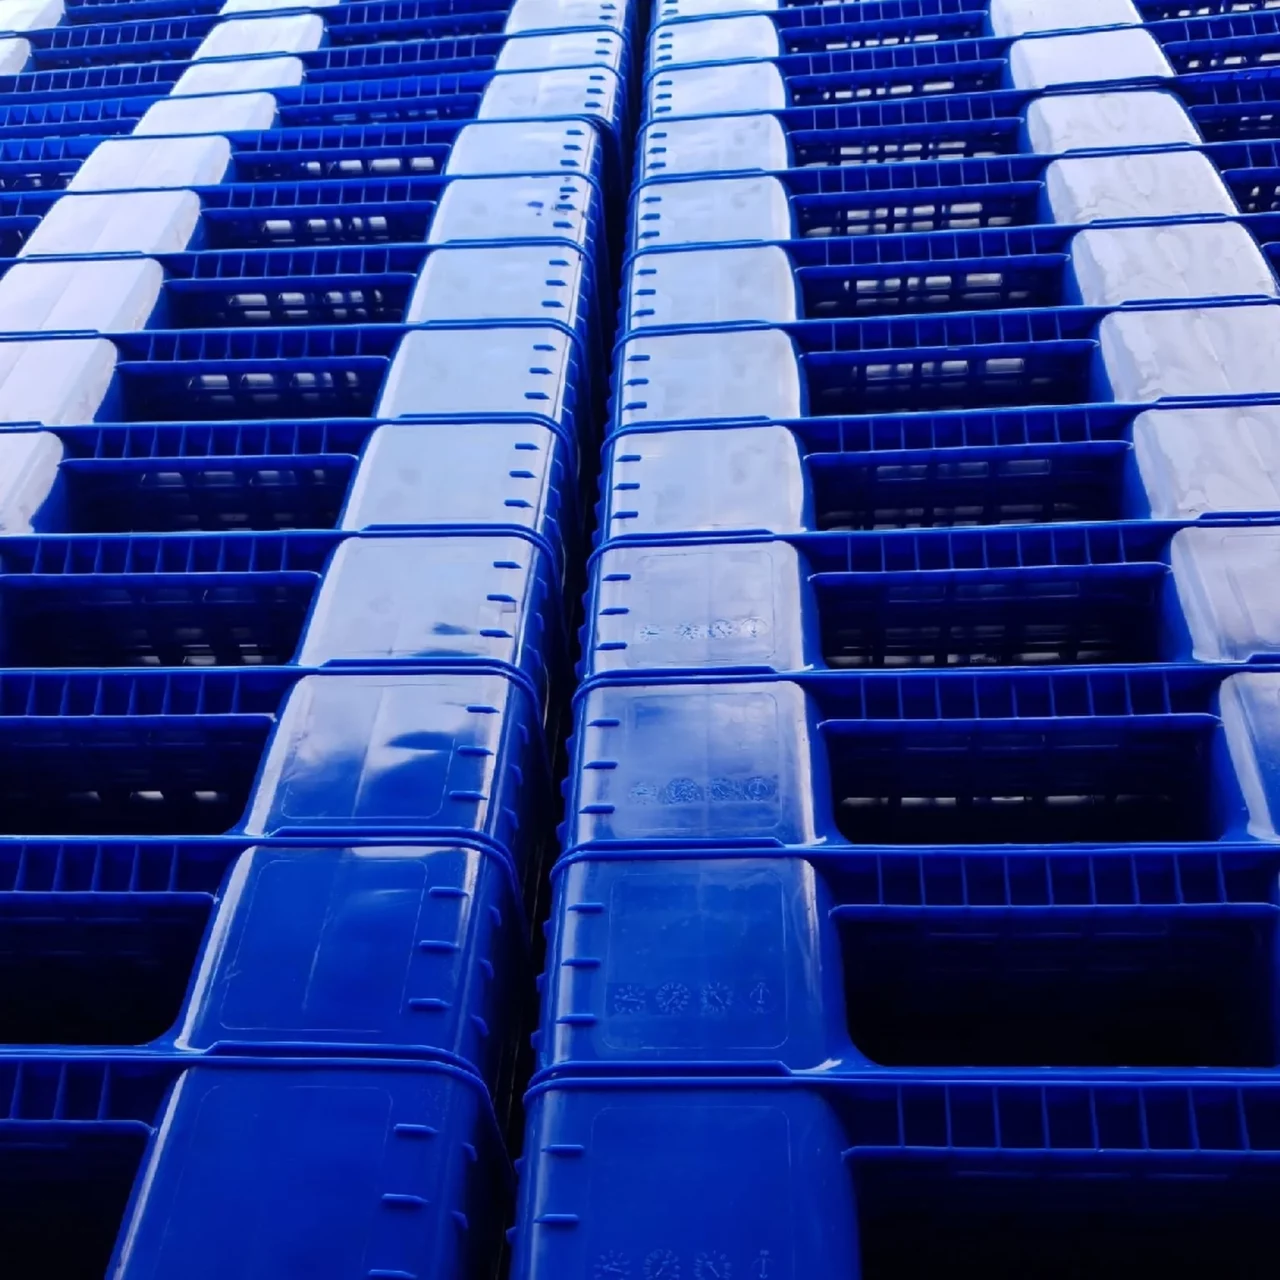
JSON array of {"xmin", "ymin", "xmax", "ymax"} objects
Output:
[
  {"xmin": 649, "ymin": 0, "xmax": 1269, "ymax": 27},
  {"xmin": 18, "ymin": 169, "xmax": 602, "ymax": 260},
  {"xmin": 627, "ymin": 153, "xmax": 1249, "ymax": 248},
  {"xmin": 644, "ymin": 3, "xmax": 1279, "ymax": 69},
  {"xmin": 0, "ymin": 322, "xmax": 590, "ymax": 440},
  {"xmin": 633, "ymin": 83, "xmax": 1280, "ymax": 188},
  {"xmin": 0, "ymin": 528, "xmax": 564, "ymax": 704},
  {"xmin": 564, "ymin": 666, "xmax": 1280, "ymax": 851},
  {"xmin": 620, "ymin": 220, "xmax": 1279, "ymax": 330},
  {"xmin": 0, "ymin": 1054, "xmax": 508, "ymax": 1280},
  {"xmin": 580, "ymin": 521, "xmax": 1280, "ymax": 675},
  {"xmin": 642, "ymin": 14, "xmax": 1280, "ymax": 102},
  {"xmin": 1, "ymin": 106, "xmax": 620, "ymax": 193},
  {"xmin": 595, "ymin": 402, "xmax": 1280, "ymax": 539},
  {"xmin": 0, "ymin": 837, "xmax": 526, "ymax": 1082},
  {"xmin": 0, "ymin": 666, "xmax": 549, "ymax": 869},
  {"xmin": 0, "ymin": 240, "xmax": 606, "ymax": 383},
  {"xmin": 513, "ymin": 1072, "xmax": 1280, "ymax": 1280},
  {"xmin": 0, "ymin": 119, "xmax": 613, "ymax": 193},
  {"xmin": 610, "ymin": 301, "xmax": 1280, "ymax": 430},
  {"xmin": 0, "ymin": 415, "xmax": 577, "ymax": 563},
  {"xmin": 537, "ymin": 843, "xmax": 1280, "ymax": 1073}
]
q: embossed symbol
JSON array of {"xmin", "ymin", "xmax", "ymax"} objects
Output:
[
  {"xmin": 694, "ymin": 1251, "xmax": 731, "ymax": 1280},
  {"xmin": 708, "ymin": 776, "xmax": 738, "ymax": 802},
  {"xmin": 612, "ymin": 984, "xmax": 647, "ymax": 1015},
  {"xmin": 654, "ymin": 982, "xmax": 690, "ymax": 1015},
  {"xmin": 708, "ymin": 618, "xmax": 736, "ymax": 639},
  {"xmin": 644, "ymin": 1248, "xmax": 681, "ymax": 1280},
  {"xmin": 748, "ymin": 982, "xmax": 772, "ymax": 1014},
  {"xmin": 595, "ymin": 1250, "xmax": 631, "ymax": 1279},
  {"xmin": 754, "ymin": 1250, "xmax": 771, "ymax": 1279},
  {"xmin": 700, "ymin": 983, "xmax": 733, "ymax": 1016},
  {"xmin": 741, "ymin": 776, "xmax": 777, "ymax": 802},
  {"xmin": 662, "ymin": 777, "xmax": 703, "ymax": 804},
  {"xmin": 628, "ymin": 782, "xmax": 660, "ymax": 804}
]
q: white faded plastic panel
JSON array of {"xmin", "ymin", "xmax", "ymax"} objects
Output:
[
  {"xmin": 989, "ymin": 0, "xmax": 1140, "ymax": 37},
  {"xmin": 1069, "ymin": 223, "xmax": 1277, "ymax": 305},
  {"xmin": 1045, "ymin": 150, "xmax": 1237, "ymax": 224},
  {"xmin": 171, "ymin": 55, "xmax": 303, "ymax": 93},
  {"xmin": 0, "ymin": 259, "xmax": 163, "ymax": 333},
  {"xmin": 427, "ymin": 175, "xmax": 595, "ymax": 245},
  {"xmin": 1099, "ymin": 304, "xmax": 1280, "ymax": 401},
  {"xmin": 655, "ymin": 0, "xmax": 779, "ymax": 21},
  {"xmin": 1133, "ymin": 405, "xmax": 1280, "ymax": 519},
  {"xmin": 442, "ymin": 120, "xmax": 600, "ymax": 177},
  {"xmin": 626, "ymin": 246, "xmax": 800, "ymax": 327},
  {"xmin": 648, "ymin": 62, "xmax": 786, "ymax": 119},
  {"xmin": 1172, "ymin": 527, "xmax": 1280, "ymax": 662},
  {"xmin": 641, "ymin": 114, "xmax": 790, "ymax": 179},
  {"xmin": 0, "ymin": 37, "xmax": 28, "ymax": 72},
  {"xmin": 134, "ymin": 92, "xmax": 278, "ymax": 136},
  {"xmin": 503, "ymin": 0, "xmax": 626, "ymax": 34},
  {"xmin": 68, "ymin": 136, "xmax": 232, "ymax": 192},
  {"xmin": 338, "ymin": 421, "xmax": 561, "ymax": 532},
  {"xmin": 1009, "ymin": 29, "xmax": 1173, "ymax": 90},
  {"xmin": 496, "ymin": 30, "xmax": 626, "ymax": 72},
  {"xmin": 650, "ymin": 15, "xmax": 780, "ymax": 68},
  {"xmin": 194, "ymin": 14, "xmax": 325, "ymax": 58},
  {"xmin": 633, "ymin": 176, "xmax": 793, "ymax": 246},
  {"xmin": 405, "ymin": 244, "xmax": 588, "ymax": 328},
  {"xmin": 20, "ymin": 191, "xmax": 202, "ymax": 256},
  {"xmin": 604, "ymin": 425, "xmax": 809, "ymax": 537},
  {"xmin": 1219, "ymin": 673, "xmax": 1280, "ymax": 839},
  {"xmin": 476, "ymin": 67, "xmax": 620, "ymax": 124},
  {"xmin": 0, "ymin": 0, "xmax": 62, "ymax": 32},
  {"xmin": 376, "ymin": 326, "xmax": 573, "ymax": 419},
  {"xmin": 221, "ymin": 0, "xmax": 338, "ymax": 11},
  {"xmin": 1024, "ymin": 89, "xmax": 1200, "ymax": 154},
  {"xmin": 616, "ymin": 329, "xmax": 803, "ymax": 427},
  {"xmin": 0, "ymin": 432, "xmax": 62, "ymax": 531},
  {"xmin": 0, "ymin": 338, "xmax": 116, "ymax": 425}
]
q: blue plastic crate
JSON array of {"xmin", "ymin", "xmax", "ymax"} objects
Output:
[
  {"xmin": 581, "ymin": 521, "xmax": 1280, "ymax": 675},
  {"xmin": 0, "ymin": 529, "xmax": 563, "ymax": 707},
  {"xmin": 620, "ymin": 219, "xmax": 1279, "ymax": 330},
  {"xmin": 0, "ymin": 666, "xmax": 549, "ymax": 870},
  {"xmin": 0, "ymin": 416, "xmax": 578, "ymax": 567},
  {"xmin": 150, "ymin": 241, "xmax": 598, "ymax": 343},
  {"xmin": 644, "ymin": 1, "xmax": 1267, "ymax": 71},
  {"xmin": 16, "ymin": 169, "xmax": 603, "ymax": 264},
  {"xmin": 537, "ymin": 843, "xmax": 1280, "ymax": 1074},
  {"xmin": 0, "ymin": 123, "xmax": 612, "ymax": 195},
  {"xmin": 0, "ymin": 239, "xmax": 606, "ymax": 387},
  {"xmin": 563, "ymin": 666, "xmax": 1280, "ymax": 852},
  {"xmin": 0, "ymin": 837, "xmax": 527, "ymax": 1083},
  {"xmin": 649, "ymin": 0, "xmax": 1249, "ymax": 26},
  {"xmin": 0, "ymin": 1054, "xmax": 508, "ymax": 1280},
  {"xmin": 513, "ymin": 1072, "xmax": 1280, "ymax": 1280},
  {"xmin": 633, "ymin": 83, "xmax": 1280, "ymax": 191},
  {"xmin": 14, "ymin": 24, "xmax": 633, "ymax": 104},
  {"xmin": 0, "ymin": 322, "xmax": 590, "ymax": 442},
  {"xmin": 594, "ymin": 402, "xmax": 1280, "ymax": 540},
  {"xmin": 610, "ymin": 301, "xmax": 1280, "ymax": 430},
  {"xmin": 641, "ymin": 15, "xmax": 1280, "ymax": 112},
  {"xmin": 628, "ymin": 153, "xmax": 1248, "ymax": 249}
]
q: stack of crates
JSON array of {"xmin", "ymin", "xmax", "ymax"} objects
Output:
[
  {"xmin": 0, "ymin": 0, "xmax": 638, "ymax": 1274},
  {"xmin": 512, "ymin": 0, "xmax": 1280, "ymax": 1277}
]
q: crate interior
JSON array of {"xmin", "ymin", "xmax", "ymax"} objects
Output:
[{"xmin": 840, "ymin": 908, "xmax": 1277, "ymax": 1066}]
